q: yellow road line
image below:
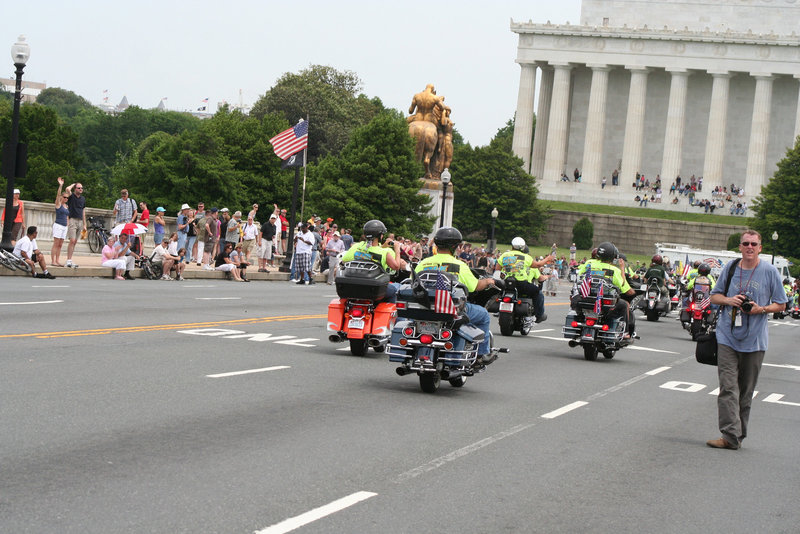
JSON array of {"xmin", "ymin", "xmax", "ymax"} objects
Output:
[{"xmin": 0, "ymin": 314, "xmax": 327, "ymax": 340}]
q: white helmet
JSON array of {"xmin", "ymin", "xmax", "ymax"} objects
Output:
[{"xmin": 511, "ymin": 237, "xmax": 526, "ymax": 251}]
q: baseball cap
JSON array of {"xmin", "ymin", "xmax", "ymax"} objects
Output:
[
  {"xmin": 156, "ymin": 207, "xmax": 166, "ymax": 212},
  {"xmin": 181, "ymin": 203, "xmax": 191, "ymax": 210},
  {"xmin": 333, "ymin": 231, "xmax": 340, "ymax": 237},
  {"xmin": 269, "ymin": 214, "xmax": 277, "ymax": 219},
  {"xmin": 220, "ymin": 208, "xmax": 229, "ymax": 213},
  {"xmin": 13, "ymin": 188, "xmax": 20, "ymax": 194},
  {"xmin": 210, "ymin": 207, "xmax": 218, "ymax": 213}
]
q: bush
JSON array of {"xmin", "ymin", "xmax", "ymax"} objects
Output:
[
  {"xmin": 727, "ymin": 233, "xmax": 742, "ymax": 251},
  {"xmin": 572, "ymin": 217, "xmax": 594, "ymax": 249}
]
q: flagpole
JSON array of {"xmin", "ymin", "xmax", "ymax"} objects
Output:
[
  {"xmin": 300, "ymin": 149, "xmax": 307, "ymax": 222},
  {"xmin": 279, "ymin": 164, "xmax": 301, "ymax": 273}
]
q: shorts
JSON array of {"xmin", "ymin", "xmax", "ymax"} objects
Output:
[
  {"xmin": 215, "ymin": 263, "xmax": 235, "ymax": 272},
  {"xmin": 294, "ymin": 252, "xmax": 311, "ymax": 272},
  {"xmin": 67, "ymin": 218, "xmax": 84, "ymax": 240},
  {"xmin": 241, "ymin": 239, "xmax": 255, "ymax": 254},
  {"xmin": 260, "ymin": 242, "xmax": 273, "ymax": 260},
  {"xmin": 281, "ymin": 230, "xmax": 287, "ymax": 239},
  {"xmin": 52, "ymin": 222, "xmax": 68, "ymax": 240},
  {"xmin": 205, "ymin": 234, "xmax": 217, "ymax": 246}
]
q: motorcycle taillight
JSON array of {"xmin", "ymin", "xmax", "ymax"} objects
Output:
[
  {"xmin": 403, "ymin": 327, "xmax": 414, "ymax": 337},
  {"xmin": 439, "ymin": 329, "xmax": 452, "ymax": 340},
  {"xmin": 502, "ymin": 296, "xmax": 512, "ymax": 303},
  {"xmin": 602, "ymin": 298, "xmax": 613, "ymax": 306},
  {"xmin": 350, "ymin": 307, "xmax": 365, "ymax": 318},
  {"xmin": 419, "ymin": 334, "xmax": 434, "ymax": 345},
  {"xmin": 586, "ymin": 318, "xmax": 597, "ymax": 326},
  {"xmin": 601, "ymin": 324, "xmax": 609, "ymax": 331},
  {"xmin": 571, "ymin": 321, "xmax": 579, "ymax": 328}
]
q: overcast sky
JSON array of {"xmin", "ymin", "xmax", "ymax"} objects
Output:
[{"xmin": 2, "ymin": 0, "xmax": 581, "ymax": 146}]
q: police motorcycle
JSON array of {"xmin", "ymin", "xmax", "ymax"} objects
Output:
[
  {"xmin": 326, "ymin": 261, "xmax": 397, "ymax": 355},
  {"xmin": 485, "ymin": 238, "xmax": 541, "ymax": 336},
  {"xmin": 563, "ymin": 274, "xmax": 633, "ymax": 361},
  {"xmin": 387, "ymin": 268, "xmax": 507, "ymax": 393},
  {"xmin": 679, "ymin": 264, "xmax": 714, "ymax": 339}
]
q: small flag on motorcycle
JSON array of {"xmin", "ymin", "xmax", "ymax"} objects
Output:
[
  {"xmin": 681, "ymin": 254, "xmax": 691, "ymax": 278},
  {"xmin": 698, "ymin": 296, "xmax": 711, "ymax": 310},
  {"xmin": 579, "ymin": 276, "xmax": 591, "ymax": 298},
  {"xmin": 594, "ymin": 283, "xmax": 604, "ymax": 314},
  {"xmin": 435, "ymin": 272, "xmax": 457, "ymax": 315}
]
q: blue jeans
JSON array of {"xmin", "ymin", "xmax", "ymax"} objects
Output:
[
  {"xmin": 465, "ymin": 302, "xmax": 491, "ymax": 355},
  {"xmin": 186, "ymin": 236, "xmax": 197, "ymax": 263},
  {"xmin": 154, "ymin": 231, "xmax": 164, "ymax": 249},
  {"xmin": 177, "ymin": 232, "xmax": 187, "ymax": 254}
]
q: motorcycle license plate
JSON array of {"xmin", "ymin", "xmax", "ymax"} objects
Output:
[
  {"xmin": 417, "ymin": 321, "xmax": 440, "ymax": 335},
  {"xmin": 348, "ymin": 318, "xmax": 365, "ymax": 329},
  {"xmin": 499, "ymin": 302, "xmax": 514, "ymax": 312}
]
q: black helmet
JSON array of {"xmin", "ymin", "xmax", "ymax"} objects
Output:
[
  {"xmin": 651, "ymin": 254, "xmax": 663, "ymax": 265},
  {"xmin": 363, "ymin": 220, "xmax": 387, "ymax": 240},
  {"xmin": 698, "ymin": 263, "xmax": 711, "ymax": 276},
  {"xmin": 693, "ymin": 260, "xmax": 702, "ymax": 268},
  {"xmin": 434, "ymin": 226, "xmax": 463, "ymax": 250},
  {"xmin": 596, "ymin": 242, "xmax": 617, "ymax": 261},
  {"xmin": 618, "ymin": 252, "xmax": 627, "ymax": 261},
  {"xmin": 783, "ymin": 278, "xmax": 790, "ymax": 285}
]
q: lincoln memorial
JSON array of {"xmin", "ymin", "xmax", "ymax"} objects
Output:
[{"xmin": 511, "ymin": 0, "xmax": 800, "ymax": 206}]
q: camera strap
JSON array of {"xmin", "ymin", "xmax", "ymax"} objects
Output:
[{"xmin": 710, "ymin": 258, "xmax": 740, "ymax": 330}]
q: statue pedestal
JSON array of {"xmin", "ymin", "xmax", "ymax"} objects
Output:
[{"xmin": 419, "ymin": 178, "xmax": 453, "ymax": 234}]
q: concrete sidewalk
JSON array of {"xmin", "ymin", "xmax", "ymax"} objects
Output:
[{"xmin": 0, "ymin": 251, "xmax": 322, "ymax": 282}]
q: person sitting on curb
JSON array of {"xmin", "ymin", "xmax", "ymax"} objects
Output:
[
  {"xmin": 151, "ymin": 237, "xmax": 178, "ymax": 280},
  {"xmin": 214, "ymin": 242, "xmax": 245, "ymax": 282},
  {"xmin": 101, "ymin": 235, "xmax": 128, "ymax": 280},
  {"xmin": 113, "ymin": 232, "xmax": 140, "ymax": 280},
  {"xmin": 12, "ymin": 226, "xmax": 55, "ymax": 279},
  {"xmin": 229, "ymin": 242, "xmax": 251, "ymax": 282}
]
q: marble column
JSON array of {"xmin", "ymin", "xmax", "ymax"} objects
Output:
[
  {"xmin": 702, "ymin": 72, "xmax": 732, "ymax": 194},
  {"xmin": 745, "ymin": 74, "xmax": 775, "ymax": 194},
  {"xmin": 531, "ymin": 65, "xmax": 553, "ymax": 180},
  {"xmin": 793, "ymin": 75, "xmax": 800, "ymax": 147},
  {"xmin": 511, "ymin": 62, "xmax": 537, "ymax": 173},
  {"xmin": 661, "ymin": 69, "xmax": 691, "ymax": 184},
  {"xmin": 620, "ymin": 66, "xmax": 650, "ymax": 185},
  {"xmin": 543, "ymin": 63, "xmax": 573, "ymax": 182},
  {"xmin": 581, "ymin": 65, "xmax": 612, "ymax": 186}
]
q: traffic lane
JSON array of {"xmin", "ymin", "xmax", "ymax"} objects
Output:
[{"xmin": 306, "ymin": 353, "xmax": 800, "ymax": 534}]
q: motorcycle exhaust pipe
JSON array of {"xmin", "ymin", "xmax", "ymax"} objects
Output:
[
  {"xmin": 367, "ymin": 337, "xmax": 384, "ymax": 348},
  {"xmin": 568, "ymin": 340, "xmax": 579, "ymax": 348},
  {"xmin": 440, "ymin": 370, "xmax": 462, "ymax": 380},
  {"xmin": 328, "ymin": 333, "xmax": 344, "ymax": 343},
  {"xmin": 395, "ymin": 366, "xmax": 411, "ymax": 376}
]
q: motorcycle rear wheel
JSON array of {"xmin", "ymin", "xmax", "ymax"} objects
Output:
[
  {"xmin": 372, "ymin": 344, "xmax": 385, "ymax": 353},
  {"xmin": 420, "ymin": 372, "xmax": 440, "ymax": 393},
  {"xmin": 448, "ymin": 375, "xmax": 467, "ymax": 388},
  {"xmin": 690, "ymin": 320, "xmax": 702, "ymax": 340},
  {"xmin": 498, "ymin": 313, "xmax": 514, "ymax": 336},
  {"xmin": 520, "ymin": 320, "xmax": 531, "ymax": 336},
  {"xmin": 583, "ymin": 345, "xmax": 598, "ymax": 361},
  {"xmin": 349, "ymin": 338, "xmax": 367, "ymax": 356},
  {"xmin": 602, "ymin": 350, "xmax": 615, "ymax": 359}
]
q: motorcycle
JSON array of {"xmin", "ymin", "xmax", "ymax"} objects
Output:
[
  {"xmin": 667, "ymin": 280, "xmax": 680, "ymax": 311},
  {"xmin": 638, "ymin": 276, "xmax": 671, "ymax": 321},
  {"xmin": 563, "ymin": 276, "xmax": 633, "ymax": 361},
  {"xmin": 485, "ymin": 277, "xmax": 536, "ymax": 336},
  {"xmin": 387, "ymin": 270, "xmax": 507, "ymax": 393},
  {"xmin": 680, "ymin": 276, "xmax": 714, "ymax": 340},
  {"xmin": 326, "ymin": 261, "xmax": 397, "ymax": 356}
]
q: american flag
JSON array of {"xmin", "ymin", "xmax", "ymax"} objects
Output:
[
  {"xmin": 579, "ymin": 276, "xmax": 591, "ymax": 298},
  {"xmin": 434, "ymin": 272, "xmax": 457, "ymax": 315},
  {"xmin": 269, "ymin": 119, "xmax": 309, "ymax": 160},
  {"xmin": 594, "ymin": 282, "xmax": 604, "ymax": 314},
  {"xmin": 681, "ymin": 254, "xmax": 691, "ymax": 277},
  {"xmin": 697, "ymin": 296, "xmax": 711, "ymax": 310}
]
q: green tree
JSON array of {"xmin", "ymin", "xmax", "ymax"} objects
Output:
[
  {"xmin": 306, "ymin": 111, "xmax": 432, "ymax": 236},
  {"xmin": 251, "ymin": 65, "xmax": 385, "ymax": 162},
  {"xmin": 572, "ymin": 217, "xmax": 594, "ymax": 249},
  {"xmin": 449, "ymin": 122, "xmax": 549, "ymax": 244},
  {"xmin": 751, "ymin": 140, "xmax": 800, "ymax": 259},
  {"xmin": 36, "ymin": 87, "xmax": 96, "ymax": 118}
]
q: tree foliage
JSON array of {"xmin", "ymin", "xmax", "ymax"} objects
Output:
[
  {"xmin": 449, "ymin": 121, "xmax": 549, "ymax": 244},
  {"xmin": 572, "ymin": 217, "xmax": 594, "ymax": 249},
  {"xmin": 36, "ymin": 87, "xmax": 96, "ymax": 118},
  {"xmin": 250, "ymin": 65, "xmax": 385, "ymax": 162},
  {"xmin": 751, "ymin": 140, "xmax": 800, "ymax": 259},
  {"xmin": 306, "ymin": 111, "xmax": 433, "ymax": 237}
]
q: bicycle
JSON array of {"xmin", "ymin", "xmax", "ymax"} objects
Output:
[
  {"xmin": 87, "ymin": 216, "xmax": 111, "ymax": 254},
  {"xmin": 0, "ymin": 247, "xmax": 33, "ymax": 273},
  {"xmin": 135, "ymin": 253, "xmax": 163, "ymax": 280}
]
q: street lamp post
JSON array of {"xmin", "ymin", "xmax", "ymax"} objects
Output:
[
  {"xmin": 439, "ymin": 168, "xmax": 451, "ymax": 228},
  {"xmin": 1, "ymin": 35, "xmax": 30, "ymax": 252},
  {"xmin": 771, "ymin": 231, "xmax": 778, "ymax": 264},
  {"xmin": 489, "ymin": 207, "xmax": 498, "ymax": 252}
]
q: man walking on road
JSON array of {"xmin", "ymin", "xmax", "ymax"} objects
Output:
[{"xmin": 707, "ymin": 230, "xmax": 787, "ymax": 450}]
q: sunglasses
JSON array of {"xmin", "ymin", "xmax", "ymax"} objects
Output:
[{"xmin": 740, "ymin": 241, "xmax": 761, "ymax": 247}]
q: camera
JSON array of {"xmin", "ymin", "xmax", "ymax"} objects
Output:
[{"xmin": 740, "ymin": 295, "xmax": 754, "ymax": 312}]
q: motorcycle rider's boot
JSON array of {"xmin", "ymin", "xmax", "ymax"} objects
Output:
[{"xmin": 535, "ymin": 313, "xmax": 547, "ymax": 324}]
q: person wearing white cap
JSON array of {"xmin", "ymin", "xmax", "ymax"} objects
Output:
[
  {"xmin": 176, "ymin": 203, "xmax": 192, "ymax": 255},
  {"xmin": 1, "ymin": 188, "xmax": 25, "ymax": 245},
  {"xmin": 324, "ymin": 231, "xmax": 346, "ymax": 284},
  {"xmin": 113, "ymin": 189, "xmax": 137, "ymax": 225}
]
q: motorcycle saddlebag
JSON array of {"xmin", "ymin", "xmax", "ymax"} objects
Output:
[
  {"xmin": 326, "ymin": 298, "xmax": 345, "ymax": 332},
  {"xmin": 457, "ymin": 323, "xmax": 485, "ymax": 344},
  {"xmin": 515, "ymin": 299, "xmax": 532, "ymax": 316},
  {"xmin": 485, "ymin": 296, "xmax": 500, "ymax": 313},
  {"xmin": 335, "ymin": 261, "xmax": 390, "ymax": 301}
]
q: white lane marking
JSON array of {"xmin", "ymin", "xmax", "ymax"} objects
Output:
[
  {"xmin": 31, "ymin": 285, "xmax": 70, "ymax": 288},
  {"xmin": 541, "ymin": 401, "xmax": 589, "ymax": 419},
  {"xmin": 206, "ymin": 366, "xmax": 290, "ymax": 378},
  {"xmin": 337, "ymin": 347, "xmax": 351, "ymax": 352},
  {"xmin": 769, "ymin": 320, "xmax": 798, "ymax": 327},
  {"xmin": 184, "ymin": 284, "xmax": 216, "ymax": 288},
  {"xmin": 395, "ymin": 423, "xmax": 537, "ymax": 483},
  {"xmin": 763, "ymin": 394, "xmax": 800, "ymax": 407},
  {"xmin": 0, "ymin": 300, "xmax": 64, "ymax": 306},
  {"xmin": 195, "ymin": 297, "xmax": 241, "ymax": 300},
  {"xmin": 530, "ymin": 328, "xmax": 554, "ymax": 333},
  {"xmin": 764, "ymin": 363, "xmax": 800, "ymax": 371},
  {"xmin": 646, "ymin": 366, "xmax": 671, "ymax": 375},
  {"xmin": 626, "ymin": 345, "xmax": 680, "ymax": 354},
  {"xmin": 531, "ymin": 335, "xmax": 569, "ymax": 342},
  {"xmin": 255, "ymin": 491, "xmax": 377, "ymax": 534}
]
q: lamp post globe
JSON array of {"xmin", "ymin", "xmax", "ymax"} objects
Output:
[
  {"xmin": 1, "ymin": 35, "xmax": 30, "ymax": 252},
  {"xmin": 489, "ymin": 207, "xmax": 498, "ymax": 252},
  {"xmin": 771, "ymin": 231, "xmax": 778, "ymax": 264},
  {"xmin": 439, "ymin": 168, "xmax": 451, "ymax": 228}
]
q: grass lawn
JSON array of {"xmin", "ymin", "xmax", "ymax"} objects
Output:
[{"xmin": 543, "ymin": 200, "xmax": 753, "ymax": 226}]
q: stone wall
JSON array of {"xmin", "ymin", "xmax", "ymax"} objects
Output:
[{"xmin": 539, "ymin": 209, "xmax": 749, "ymax": 254}]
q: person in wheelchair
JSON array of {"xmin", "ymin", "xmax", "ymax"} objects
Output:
[
  {"xmin": 572, "ymin": 241, "xmax": 636, "ymax": 338},
  {"xmin": 495, "ymin": 236, "xmax": 553, "ymax": 323},
  {"xmin": 416, "ymin": 226, "xmax": 497, "ymax": 364}
]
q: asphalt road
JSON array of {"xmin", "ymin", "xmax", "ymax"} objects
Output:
[{"xmin": 1, "ymin": 278, "xmax": 798, "ymax": 533}]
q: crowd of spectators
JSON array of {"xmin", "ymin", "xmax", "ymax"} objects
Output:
[{"xmin": 631, "ymin": 173, "xmax": 749, "ymax": 215}]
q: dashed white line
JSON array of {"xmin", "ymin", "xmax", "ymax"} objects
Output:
[
  {"xmin": 206, "ymin": 366, "xmax": 290, "ymax": 378},
  {"xmin": 31, "ymin": 285, "xmax": 70, "ymax": 288},
  {"xmin": 195, "ymin": 297, "xmax": 241, "ymax": 300},
  {"xmin": 255, "ymin": 491, "xmax": 377, "ymax": 534},
  {"xmin": 646, "ymin": 366, "xmax": 672, "ymax": 375},
  {"xmin": 764, "ymin": 363, "xmax": 800, "ymax": 371},
  {"xmin": 0, "ymin": 299, "xmax": 64, "ymax": 306},
  {"xmin": 541, "ymin": 401, "xmax": 589, "ymax": 419}
]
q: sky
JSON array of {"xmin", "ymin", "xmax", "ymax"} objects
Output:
[{"xmin": 1, "ymin": 0, "xmax": 582, "ymax": 147}]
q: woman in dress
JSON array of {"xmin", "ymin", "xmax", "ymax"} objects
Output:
[
  {"xmin": 1, "ymin": 188, "xmax": 25, "ymax": 245},
  {"xmin": 51, "ymin": 177, "xmax": 70, "ymax": 266}
]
